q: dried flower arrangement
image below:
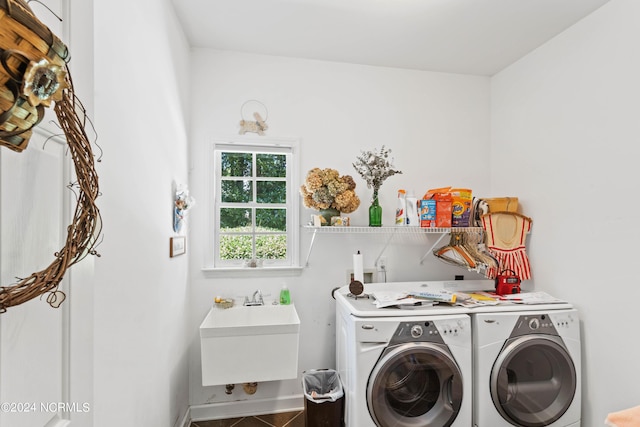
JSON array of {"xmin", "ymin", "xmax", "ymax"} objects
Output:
[
  {"xmin": 300, "ymin": 168, "xmax": 360, "ymax": 213},
  {"xmin": 353, "ymin": 145, "xmax": 402, "ymax": 193}
]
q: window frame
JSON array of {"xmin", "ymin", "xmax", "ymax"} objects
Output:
[{"xmin": 208, "ymin": 136, "xmax": 300, "ymax": 269}]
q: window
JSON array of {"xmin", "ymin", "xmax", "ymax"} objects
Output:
[{"xmin": 211, "ymin": 138, "xmax": 299, "ymax": 268}]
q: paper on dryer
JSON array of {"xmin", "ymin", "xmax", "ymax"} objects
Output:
[
  {"xmin": 371, "ymin": 291, "xmax": 435, "ymax": 309},
  {"xmin": 454, "ymin": 291, "xmax": 566, "ymax": 306},
  {"xmin": 501, "ymin": 291, "xmax": 566, "ymax": 304},
  {"xmin": 454, "ymin": 292, "xmax": 501, "ymax": 308}
]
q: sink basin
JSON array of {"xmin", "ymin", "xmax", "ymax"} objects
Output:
[{"xmin": 199, "ymin": 303, "xmax": 300, "ymax": 386}]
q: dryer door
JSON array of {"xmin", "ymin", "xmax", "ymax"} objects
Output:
[
  {"xmin": 367, "ymin": 342, "xmax": 463, "ymax": 427},
  {"xmin": 490, "ymin": 335, "xmax": 576, "ymax": 427}
]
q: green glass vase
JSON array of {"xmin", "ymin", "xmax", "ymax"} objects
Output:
[{"xmin": 369, "ymin": 190, "xmax": 382, "ymax": 227}]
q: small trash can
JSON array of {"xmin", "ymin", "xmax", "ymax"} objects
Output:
[{"xmin": 302, "ymin": 369, "xmax": 345, "ymax": 427}]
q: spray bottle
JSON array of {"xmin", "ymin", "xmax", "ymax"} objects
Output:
[
  {"xmin": 395, "ymin": 189, "xmax": 407, "ymax": 226},
  {"xmin": 405, "ymin": 191, "xmax": 419, "ymax": 226}
]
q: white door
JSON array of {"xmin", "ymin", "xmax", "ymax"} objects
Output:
[
  {"xmin": 0, "ymin": 128, "xmax": 73, "ymax": 427},
  {"xmin": 1, "ymin": 1, "xmax": 94, "ymax": 425}
]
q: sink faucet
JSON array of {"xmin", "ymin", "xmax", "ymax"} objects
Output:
[
  {"xmin": 253, "ymin": 289, "xmax": 263, "ymax": 304},
  {"xmin": 244, "ymin": 290, "xmax": 264, "ymax": 306}
]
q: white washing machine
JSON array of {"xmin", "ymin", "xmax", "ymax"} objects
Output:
[
  {"xmin": 335, "ymin": 282, "xmax": 473, "ymax": 427},
  {"xmin": 472, "ymin": 307, "xmax": 581, "ymax": 427}
]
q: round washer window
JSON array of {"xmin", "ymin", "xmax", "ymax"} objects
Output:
[
  {"xmin": 491, "ymin": 335, "xmax": 576, "ymax": 427},
  {"xmin": 367, "ymin": 342, "xmax": 463, "ymax": 427}
]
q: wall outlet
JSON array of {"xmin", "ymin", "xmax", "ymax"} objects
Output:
[
  {"xmin": 377, "ymin": 256, "xmax": 387, "ymax": 271},
  {"xmin": 348, "ymin": 269, "xmax": 375, "ymax": 284}
]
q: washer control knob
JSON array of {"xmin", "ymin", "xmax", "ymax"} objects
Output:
[
  {"xmin": 410, "ymin": 325, "xmax": 423, "ymax": 338},
  {"xmin": 529, "ymin": 318, "xmax": 540, "ymax": 330}
]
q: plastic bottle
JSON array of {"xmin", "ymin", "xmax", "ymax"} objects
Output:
[
  {"xmin": 353, "ymin": 250, "xmax": 364, "ymax": 283},
  {"xmin": 395, "ymin": 189, "xmax": 407, "ymax": 226},
  {"xmin": 279, "ymin": 284, "xmax": 291, "ymax": 305},
  {"xmin": 405, "ymin": 191, "xmax": 419, "ymax": 226}
]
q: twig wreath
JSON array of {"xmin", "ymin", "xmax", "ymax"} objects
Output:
[{"xmin": 0, "ymin": 0, "xmax": 102, "ymax": 312}]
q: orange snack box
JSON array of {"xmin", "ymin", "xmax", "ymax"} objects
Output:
[
  {"xmin": 423, "ymin": 187, "xmax": 452, "ymax": 228},
  {"xmin": 420, "ymin": 199, "xmax": 436, "ymax": 228}
]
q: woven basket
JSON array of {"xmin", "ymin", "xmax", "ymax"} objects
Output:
[
  {"xmin": 0, "ymin": 0, "xmax": 68, "ymax": 152},
  {"xmin": 215, "ymin": 299, "xmax": 235, "ymax": 309}
]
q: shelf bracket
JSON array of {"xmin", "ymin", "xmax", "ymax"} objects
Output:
[
  {"xmin": 374, "ymin": 228, "xmax": 398, "ymax": 267},
  {"xmin": 419, "ymin": 232, "xmax": 449, "ymax": 265},
  {"xmin": 304, "ymin": 228, "xmax": 319, "ymax": 267}
]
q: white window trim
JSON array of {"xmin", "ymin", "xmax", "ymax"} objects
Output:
[{"xmin": 204, "ymin": 136, "xmax": 300, "ymax": 271}]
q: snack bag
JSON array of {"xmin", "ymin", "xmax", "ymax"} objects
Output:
[
  {"xmin": 423, "ymin": 187, "xmax": 452, "ymax": 228},
  {"xmin": 451, "ymin": 188, "xmax": 472, "ymax": 227}
]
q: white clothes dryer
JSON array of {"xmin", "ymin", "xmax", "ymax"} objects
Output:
[
  {"xmin": 472, "ymin": 308, "xmax": 581, "ymax": 427},
  {"xmin": 335, "ymin": 283, "xmax": 473, "ymax": 427}
]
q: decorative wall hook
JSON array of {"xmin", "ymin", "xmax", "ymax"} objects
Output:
[{"xmin": 239, "ymin": 100, "xmax": 269, "ymax": 135}]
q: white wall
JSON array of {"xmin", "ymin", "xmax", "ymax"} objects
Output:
[
  {"xmin": 92, "ymin": 0, "xmax": 191, "ymax": 426},
  {"xmin": 491, "ymin": 0, "xmax": 640, "ymax": 424},
  {"xmin": 187, "ymin": 50, "xmax": 492, "ymax": 415}
]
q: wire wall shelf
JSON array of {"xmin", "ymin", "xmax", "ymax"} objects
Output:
[
  {"xmin": 302, "ymin": 225, "xmax": 484, "ymax": 267},
  {"xmin": 302, "ymin": 226, "xmax": 482, "ymax": 234}
]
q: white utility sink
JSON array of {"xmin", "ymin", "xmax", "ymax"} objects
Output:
[{"xmin": 199, "ymin": 303, "xmax": 300, "ymax": 386}]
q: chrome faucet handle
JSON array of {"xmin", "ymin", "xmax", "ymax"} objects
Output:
[{"xmin": 243, "ymin": 290, "xmax": 265, "ymax": 306}]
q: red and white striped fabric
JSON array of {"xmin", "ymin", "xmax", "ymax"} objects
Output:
[{"xmin": 481, "ymin": 212, "xmax": 532, "ymax": 280}]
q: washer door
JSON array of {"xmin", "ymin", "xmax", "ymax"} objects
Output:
[
  {"xmin": 491, "ymin": 335, "xmax": 576, "ymax": 427},
  {"xmin": 367, "ymin": 342, "xmax": 463, "ymax": 427}
]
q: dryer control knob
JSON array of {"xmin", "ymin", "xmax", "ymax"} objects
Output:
[
  {"xmin": 529, "ymin": 318, "xmax": 540, "ymax": 330},
  {"xmin": 410, "ymin": 325, "xmax": 423, "ymax": 338}
]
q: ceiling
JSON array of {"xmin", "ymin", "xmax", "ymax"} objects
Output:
[{"xmin": 171, "ymin": 0, "xmax": 610, "ymax": 76}]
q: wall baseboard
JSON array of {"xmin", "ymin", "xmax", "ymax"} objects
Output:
[
  {"xmin": 189, "ymin": 394, "xmax": 305, "ymax": 422},
  {"xmin": 179, "ymin": 408, "xmax": 191, "ymax": 427}
]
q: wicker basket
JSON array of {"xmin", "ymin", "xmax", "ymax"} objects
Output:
[
  {"xmin": 0, "ymin": 0, "xmax": 69, "ymax": 152},
  {"xmin": 215, "ymin": 299, "xmax": 235, "ymax": 309}
]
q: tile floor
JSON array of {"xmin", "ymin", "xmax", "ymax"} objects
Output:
[{"xmin": 190, "ymin": 410, "xmax": 304, "ymax": 427}]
